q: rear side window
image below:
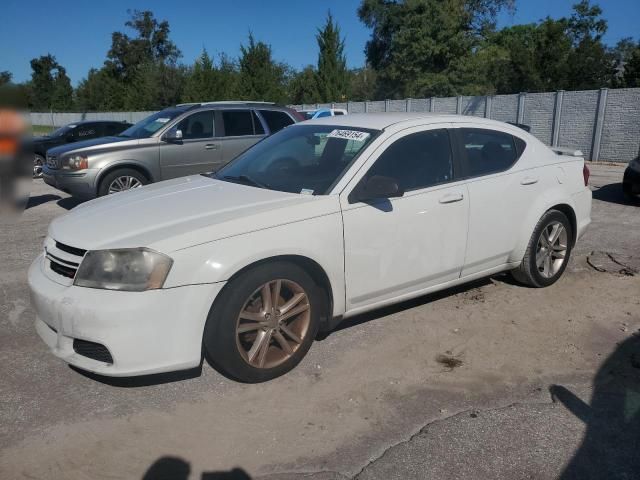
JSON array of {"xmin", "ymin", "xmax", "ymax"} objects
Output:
[
  {"xmin": 459, "ymin": 129, "xmax": 519, "ymax": 177},
  {"xmin": 317, "ymin": 111, "xmax": 331, "ymax": 118},
  {"xmin": 258, "ymin": 110, "xmax": 294, "ymax": 133},
  {"xmin": 104, "ymin": 123, "xmax": 126, "ymax": 136},
  {"xmin": 364, "ymin": 129, "xmax": 454, "ymax": 192},
  {"xmin": 76, "ymin": 124, "xmax": 98, "ymax": 139},
  {"xmin": 177, "ymin": 111, "xmax": 214, "ymax": 139},
  {"xmin": 334, "ymin": 111, "xmax": 345, "ymax": 116},
  {"xmin": 222, "ymin": 110, "xmax": 254, "ymax": 137}
]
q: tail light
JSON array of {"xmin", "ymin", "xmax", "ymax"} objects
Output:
[{"xmin": 583, "ymin": 163, "xmax": 590, "ymax": 187}]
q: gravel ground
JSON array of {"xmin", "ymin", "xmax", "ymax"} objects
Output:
[{"xmin": 0, "ymin": 163, "xmax": 638, "ymax": 480}]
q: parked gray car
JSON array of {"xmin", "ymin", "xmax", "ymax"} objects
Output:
[{"xmin": 42, "ymin": 102, "xmax": 302, "ymax": 198}]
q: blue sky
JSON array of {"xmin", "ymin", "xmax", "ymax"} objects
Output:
[{"xmin": 2, "ymin": 0, "xmax": 639, "ymax": 85}]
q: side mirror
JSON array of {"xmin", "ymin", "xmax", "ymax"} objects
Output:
[
  {"xmin": 349, "ymin": 175, "xmax": 404, "ymax": 204},
  {"xmin": 164, "ymin": 128, "xmax": 183, "ymax": 142}
]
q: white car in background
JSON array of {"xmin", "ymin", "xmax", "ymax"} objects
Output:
[
  {"xmin": 299, "ymin": 108, "xmax": 348, "ymax": 120},
  {"xmin": 28, "ymin": 113, "xmax": 591, "ymax": 383}
]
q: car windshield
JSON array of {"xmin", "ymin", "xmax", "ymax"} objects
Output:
[
  {"xmin": 213, "ymin": 124, "xmax": 378, "ymax": 195},
  {"xmin": 118, "ymin": 107, "xmax": 189, "ymax": 139},
  {"xmin": 48, "ymin": 124, "xmax": 75, "ymax": 137}
]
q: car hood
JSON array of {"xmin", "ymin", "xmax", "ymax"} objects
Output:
[
  {"xmin": 49, "ymin": 175, "xmax": 340, "ymax": 253},
  {"xmin": 46, "ymin": 136, "xmax": 133, "ymax": 156}
]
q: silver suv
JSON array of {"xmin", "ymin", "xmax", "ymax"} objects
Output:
[{"xmin": 43, "ymin": 102, "xmax": 302, "ymax": 198}]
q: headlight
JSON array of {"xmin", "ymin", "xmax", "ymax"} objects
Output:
[
  {"xmin": 62, "ymin": 155, "xmax": 88, "ymax": 170},
  {"xmin": 74, "ymin": 248, "xmax": 173, "ymax": 291}
]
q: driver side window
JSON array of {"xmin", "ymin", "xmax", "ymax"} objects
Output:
[
  {"xmin": 176, "ymin": 111, "xmax": 214, "ymax": 140},
  {"xmin": 363, "ymin": 129, "xmax": 454, "ymax": 192}
]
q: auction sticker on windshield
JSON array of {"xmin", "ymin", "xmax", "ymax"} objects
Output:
[{"xmin": 327, "ymin": 129, "xmax": 370, "ymax": 142}]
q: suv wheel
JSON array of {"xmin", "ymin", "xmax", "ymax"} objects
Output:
[
  {"xmin": 98, "ymin": 168, "xmax": 148, "ymax": 196},
  {"xmin": 204, "ymin": 261, "xmax": 323, "ymax": 383}
]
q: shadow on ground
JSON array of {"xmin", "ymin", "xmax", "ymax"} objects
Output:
[
  {"xmin": 143, "ymin": 456, "xmax": 251, "ymax": 480},
  {"xmin": 551, "ymin": 333, "xmax": 640, "ymax": 479},
  {"xmin": 26, "ymin": 193, "xmax": 61, "ymax": 208},
  {"xmin": 592, "ymin": 182, "xmax": 639, "ymax": 206}
]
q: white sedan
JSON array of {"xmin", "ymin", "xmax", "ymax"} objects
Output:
[{"xmin": 28, "ymin": 113, "xmax": 592, "ymax": 382}]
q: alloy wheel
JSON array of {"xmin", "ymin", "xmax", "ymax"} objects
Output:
[
  {"xmin": 536, "ymin": 221, "xmax": 568, "ymax": 278},
  {"xmin": 235, "ymin": 279, "xmax": 311, "ymax": 369},
  {"xmin": 108, "ymin": 176, "xmax": 142, "ymax": 194},
  {"xmin": 33, "ymin": 156, "xmax": 43, "ymax": 178}
]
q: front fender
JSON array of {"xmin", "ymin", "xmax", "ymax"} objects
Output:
[{"xmin": 164, "ymin": 212, "xmax": 346, "ymax": 316}]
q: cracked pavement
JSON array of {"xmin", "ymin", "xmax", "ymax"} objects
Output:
[{"xmin": 1, "ymin": 164, "xmax": 639, "ymax": 480}]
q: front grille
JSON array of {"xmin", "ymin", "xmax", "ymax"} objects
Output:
[
  {"xmin": 73, "ymin": 339, "xmax": 114, "ymax": 364},
  {"xmin": 49, "ymin": 260, "xmax": 77, "ymax": 278},
  {"xmin": 46, "ymin": 155, "xmax": 58, "ymax": 169},
  {"xmin": 46, "ymin": 240, "xmax": 86, "ymax": 280},
  {"xmin": 56, "ymin": 242, "xmax": 87, "ymax": 257}
]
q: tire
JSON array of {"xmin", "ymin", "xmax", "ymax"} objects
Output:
[
  {"xmin": 203, "ymin": 261, "xmax": 323, "ymax": 383},
  {"xmin": 33, "ymin": 154, "xmax": 45, "ymax": 178},
  {"xmin": 97, "ymin": 168, "xmax": 148, "ymax": 197},
  {"xmin": 511, "ymin": 210, "xmax": 573, "ymax": 288}
]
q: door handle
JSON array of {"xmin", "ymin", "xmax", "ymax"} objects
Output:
[
  {"xmin": 520, "ymin": 176, "xmax": 539, "ymax": 185},
  {"xmin": 205, "ymin": 144, "xmax": 219, "ymax": 150},
  {"xmin": 439, "ymin": 193, "xmax": 464, "ymax": 204}
]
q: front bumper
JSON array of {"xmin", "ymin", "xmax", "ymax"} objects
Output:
[
  {"xmin": 28, "ymin": 254, "xmax": 225, "ymax": 377},
  {"xmin": 623, "ymin": 166, "xmax": 640, "ymax": 195},
  {"xmin": 42, "ymin": 166, "xmax": 99, "ymax": 199}
]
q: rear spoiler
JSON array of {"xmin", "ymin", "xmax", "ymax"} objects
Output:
[
  {"xmin": 507, "ymin": 122, "xmax": 531, "ymax": 132},
  {"xmin": 551, "ymin": 147, "xmax": 584, "ymax": 157}
]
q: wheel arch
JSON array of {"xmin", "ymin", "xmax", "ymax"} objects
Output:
[
  {"xmin": 511, "ymin": 194, "xmax": 579, "ymax": 263},
  {"xmin": 218, "ymin": 254, "xmax": 335, "ymax": 330},
  {"xmin": 94, "ymin": 162, "xmax": 155, "ymax": 192}
]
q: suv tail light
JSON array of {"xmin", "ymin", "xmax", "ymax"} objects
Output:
[{"xmin": 583, "ymin": 163, "xmax": 590, "ymax": 186}]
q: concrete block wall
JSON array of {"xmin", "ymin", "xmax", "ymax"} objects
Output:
[{"xmin": 31, "ymin": 87, "xmax": 640, "ymax": 163}]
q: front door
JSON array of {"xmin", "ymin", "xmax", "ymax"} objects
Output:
[
  {"xmin": 159, "ymin": 110, "xmax": 221, "ymax": 179},
  {"xmin": 340, "ymin": 126, "xmax": 469, "ymax": 310}
]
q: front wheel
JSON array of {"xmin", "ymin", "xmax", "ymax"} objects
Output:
[
  {"xmin": 511, "ymin": 210, "xmax": 572, "ymax": 288},
  {"xmin": 98, "ymin": 168, "xmax": 148, "ymax": 197},
  {"xmin": 203, "ymin": 262, "xmax": 323, "ymax": 383},
  {"xmin": 33, "ymin": 154, "xmax": 45, "ymax": 178}
]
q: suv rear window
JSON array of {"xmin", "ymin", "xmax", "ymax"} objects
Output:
[
  {"xmin": 222, "ymin": 110, "xmax": 254, "ymax": 137},
  {"xmin": 258, "ymin": 110, "xmax": 294, "ymax": 133}
]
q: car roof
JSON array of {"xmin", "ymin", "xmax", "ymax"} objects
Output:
[
  {"xmin": 176, "ymin": 101, "xmax": 281, "ymax": 109},
  {"xmin": 301, "ymin": 113, "xmax": 524, "ymax": 131}
]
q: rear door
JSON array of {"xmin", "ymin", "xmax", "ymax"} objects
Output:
[
  {"xmin": 216, "ymin": 109, "xmax": 267, "ymax": 168},
  {"xmin": 159, "ymin": 109, "xmax": 220, "ymax": 179},
  {"xmin": 451, "ymin": 125, "xmax": 541, "ymax": 276}
]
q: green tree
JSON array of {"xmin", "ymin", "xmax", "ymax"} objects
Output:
[
  {"xmin": 357, "ymin": 0, "xmax": 514, "ymax": 98},
  {"xmin": 288, "ymin": 65, "xmax": 319, "ymax": 104},
  {"xmin": 29, "ymin": 54, "xmax": 73, "ymax": 110},
  {"xmin": 565, "ymin": 1, "xmax": 614, "ymax": 89},
  {"xmin": 0, "ymin": 71, "xmax": 11, "ymax": 86},
  {"xmin": 238, "ymin": 33, "xmax": 288, "ymax": 102},
  {"xmin": 348, "ymin": 67, "xmax": 378, "ymax": 100},
  {"xmin": 622, "ymin": 44, "xmax": 640, "ymax": 87},
  {"xmin": 183, "ymin": 50, "xmax": 239, "ymax": 102},
  {"xmin": 76, "ymin": 67, "xmax": 126, "ymax": 110},
  {"xmin": 315, "ymin": 12, "xmax": 348, "ymax": 102}
]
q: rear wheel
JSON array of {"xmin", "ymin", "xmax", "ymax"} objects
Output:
[
  {"xmin": 511, "ymin": 210, "xmax": 572, "ymax": 288},
  {"xmin": 98, "ymin": 168, "xmax": 147, "ymax": 196},
  {"xmin": 204, "ymin": 262, "xmax": 323, "ymax": 383}
]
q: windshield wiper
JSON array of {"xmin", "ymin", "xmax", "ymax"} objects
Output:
[{"xmin": 219, "ymin": 174, "xmax": 270, "ymax": 189}]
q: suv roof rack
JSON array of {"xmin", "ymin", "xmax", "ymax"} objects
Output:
[{"xmin": 175, "ymin": 101, "xmax": 276, "ymax": 107}]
